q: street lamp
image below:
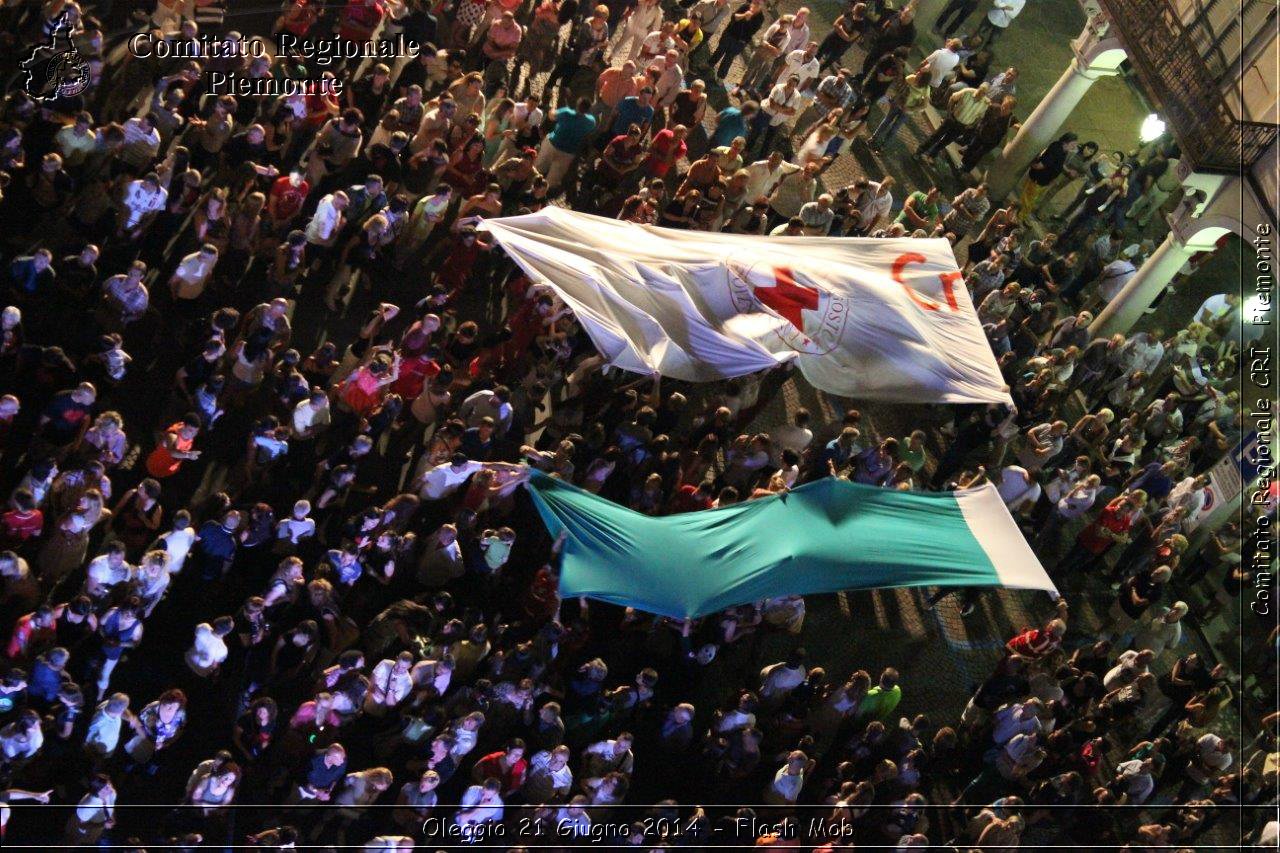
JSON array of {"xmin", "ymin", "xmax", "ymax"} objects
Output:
[{"xmin": 1140, "ymin": 113, "xmax": 1166, "ymax": 143}]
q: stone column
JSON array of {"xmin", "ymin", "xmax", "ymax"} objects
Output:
[
  {"xmin": 984, "ymin": 57, "xmax": 1108, "ymax": 201},
  {"xmin": 984, "ymin": 15, "xmax": 1126, "ymax": 201},
  {"xmin": 1089, "ymin": 231, "xmax": 1198, "ymax": 336}
]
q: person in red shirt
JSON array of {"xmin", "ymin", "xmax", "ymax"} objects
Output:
[
  {"xmin": 389, "ymin": 345, "xmax": 440, "ymax": 402},
  {"xmin": 1004, "ymin": 600, "xmax": 1070, "ymax": 660},
  {"xmin": 433, "ymin": 224, "xmax": 492, "ymax": 298},
  {"xmin": 146, "ymin": 415, "xmax": 202, "ymax": 479},
  {"xmin": 339, "ymin": 0, "xmax": 386, "ymax": 46},
  {"xmin": 501, "ymin": 293, "xmax": 559, "ymax": 367},
  {"xmin": 0, "ymin": 489, "xmax": 43, "ymax": 548},
  {"xmin": 1059, "ymin": 490, "xmax": 1148, "ymax": 576},
  {"xmin": 642, "ymin": 124, "xmax": 689, "ymax": 179},
  {"xmin": 300, "ymin": 77, "xmax": 343, "ymax": 132},
  {"xmin": 5, "ymin": 605, "xmax": 55, "ymax": 661},
  {"xmin": 667, "ymin": 480, "xmax": 715, "ymax": 514},
  {"xmin": 266, "ymin": 172, "xmax": 310, "ymax": 236},
  {"xmin": 276, "ymin": 0, "xmax": 319, "ymax": 38},
  {"xmin": 471, "ymin": 739, "xmax": 528, "ymax": 796}
]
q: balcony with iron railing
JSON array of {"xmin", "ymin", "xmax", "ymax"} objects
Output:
[{"xmin": 1097, "ymin": 0, "xmax": 1278, "ymax": 173}]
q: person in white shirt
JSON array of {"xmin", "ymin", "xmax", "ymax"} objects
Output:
[
  {"xmin": 415, "ymin": 453, "xmax": 484, "ymax": 501},
  {"xmin": 1194, "ymin": 292, "xmax": 1239, "ymax": 326},
  {"xmin": 525, "ymin": 745, "xmax": 574, "ymax": 804},
  {"xmin": 977, "ymin": 0, "xmax": 1025, "ymax": 41},
  {"xmin": 1042, "ymin": 456, "xmax": 1088, "ymax": 504},
  {"xmin": 169, "ymin": 244, "xmax": 220, "ymax": 302},
  {"xmin": 743, "ymin": 151, "xmax": 800, "ymax": 202},
  {"xmin": 120, "ymin": 115, "xmax": 161, "ymax": 172},
  {"xmin": 851, "ymin": 176, "xmax": 895, "ymax": 234},
  {"xmin": 762, "ymin": 750, "xmax": 812, "ymax": 805},
  {"xmin": 276, "ymin": 499, "xmax": 317, "ymax": 548},
  {"xmin": 292, "ymin": 390, "xmax": 331, "ymax": 440},
  {"xmin": 458, "ymin": 387, "xmax": 514, "ymax": 436},
  {"xmin": 119, "ymin": 173, "xmax": 168, "ymax": 234},
  {"xmin": 1112, "ymin": 756, "xmax": 1156, "ymax": 804},
  {"xmin": 1118, "ymin": 331, "xmax": 1164, "ymax": 375},
  {"xmin": 84, "ymin": 694, "xmax": 133, "ymax": 762},
  {"xmin": 455, "ymin": 778, "xmax": 504, "ymax": 836},
  {"xmin": 647, "ymin": 50, "xmax": 685, "ymax": 110},
  {"xmin": 618, "ymin": 0, "xmax": 663, "ymax": 61},
  {"xmin": 1054, "ymin": 473, "xmax": 1100, "ymax": 518},
  {"xmin": 0, "ymin": 709, "xmax": 44, "ymax": 761},
  {"xmin": 992, "ymin": 699, "xmax": 1043, "ymax": 745},
  {"xmin": 1184, "ymin": 732, "xmax": 1233, "ymax": 790},
  {"xmin": 64, "ymin": 774, "xmax": 116, "ymax": 845},
  {"xmin": 922, "ymin": 40, "xmax": 962, "ymax": 88},
  {"xmin": 753, "ymin": 75, "xmax": 803, "ymax": 153},
  {"xmin": 153, "ymin": 511, "xmax": 196, "ymax": 575},
  {"xmin": 770, "ymin": 408, "xmax": 814, "ymax": 463},
  {"xmin": 1168, "ymin": 474, "xmax": 1210, "ymax": 522},
  {"xmin": 759, "ymin": 651, "xmax": 808, "ymax": 709},
  {"xmin": 1097, "ymin": 255, "xmax": 1139, "ymax": 303},
  {"xmin": 512, "ymin": 95, "xmax": 545, "ymax": 138},
  {"xmin": 778, "ymin": 42, "xmax": 821, "ymax": 92},
  {"xmin": 84, "ymin": 543, "xmax": 136, "ymax": 601},
  {"xmin": 1102, "ymin": 648, "xmax": 1155, "ymax": 691},
  {"xmin": 305, "ymin": 191, "xmax": 349, "ymax": 249},
  {"xmin": 582, "ymin": 734, "xmax": 635, "ymax": 778},
  {"xmin": 365, "ymin": 652, "xmax": 415, "ymax": 716},
  {"xmin": 715, "ymin": 692, "xmax": 758, "ymax": 733},
  {"xmin": 554, "ymin": 797, "xmax": 593, "ymax": 836},
  {"xmin": 1132, "ymin": 601, "xmax": 1187, "ymax": 655},
  {"xmin": 410, "ymin": 658, "xmax": 453, "ymax": 697},
  {"xmin": 637, "ymin": 21, "xmax": 678, "ymax": 66},
  {"xmin": 995, "ymin": 465, "xmax": 1041, "ymax": 512},
  {"xmin": 185, "ymin": 617, "xmax": 233, "ymax": 677},
  {"xmin": 779, "ymin": 7, "xmax": 812, "ymax": 54}
]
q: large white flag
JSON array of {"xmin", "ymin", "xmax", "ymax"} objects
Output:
[{"xmin": 479, "ymin": 208, "xmax": 1011, "ymax": 404}]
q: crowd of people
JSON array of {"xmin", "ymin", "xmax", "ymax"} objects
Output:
[{"xmin": 0, "ymin": 0, "xmax": 1273, "ymax": 849}]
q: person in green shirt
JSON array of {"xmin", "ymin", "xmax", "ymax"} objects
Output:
[
  {"xmin": 480, "ymin": 527, "xmax": 516, "ymax": 573},
  {"xmin": 855, "ymin": 668, "xmax": 903, "ymax": 723},
  {"xmin": 901, "ymin": 430, "xmax": 928, "ymax": 473},
  {"xmin": 895, "ymin": 186, "xmax": 942, "ymax": 231}
]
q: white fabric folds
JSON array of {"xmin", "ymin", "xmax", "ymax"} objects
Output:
[{"xmin": 479, "ymin": 208, "xmax": 1012, "ymax": 404}]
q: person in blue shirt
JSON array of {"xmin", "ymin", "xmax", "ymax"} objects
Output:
[
  {"xmin": 610, "ymin": 87, "xmax": 656, "ymax": 138},
  {"xmin": 709, "ymin": 101, "xmax": 758, "ymax": 149},
  {"xmin": 194, "ymin": 510, "xmax": 241, "ymax": 582},
  {"xmin": 1124, "ymin": 460, "xmax": 1178, "ymax": 502},
  {"xmin": 28, "ymin": 647, "xmax": 71, "ymax": 704},
  {"xmin": 817, "ymin": 426, "xmax": 862, "ymax": 476},
  {"xmin": 7, "ymin": 249, "xmax": 55, "ymax": 302},
  {"xmin": 536, "ymin": 98, "xmax": 598, "ymax": 191},
  {"xmin": 460, "ymin": 417, "xmax": 496, "ymax": 461}
]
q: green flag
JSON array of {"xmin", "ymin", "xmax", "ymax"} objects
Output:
[{"xmin": 526, "ymin": 471, "xmax": 1056, "ymax": 619}]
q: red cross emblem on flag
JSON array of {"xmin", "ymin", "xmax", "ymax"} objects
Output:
[{"xmin": 753, "ymin": 266, "xmax": 820, "ymax": 331}]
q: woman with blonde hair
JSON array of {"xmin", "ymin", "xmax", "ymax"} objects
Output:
[{"xmin": 796, "ymin": 109, "xmax": 843, "ymax": 169}]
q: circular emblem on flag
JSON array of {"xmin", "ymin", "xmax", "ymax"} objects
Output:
[
  {"xmin": 726, "ymin": 260, "xmax": 850, "ymax": 355},
  {"xmin": 1200, "ymin": 485, "xmax": 1217, "ymax": 513}
]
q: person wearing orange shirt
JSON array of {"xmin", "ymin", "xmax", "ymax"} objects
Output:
[{"xmin": 146, "ymin": 416, "xmax": 202, "ymax": 480}]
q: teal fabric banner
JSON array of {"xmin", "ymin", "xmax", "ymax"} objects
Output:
[{"xmin": 525, "ymin": 471, "xmax": 1056, "ymax": 619}]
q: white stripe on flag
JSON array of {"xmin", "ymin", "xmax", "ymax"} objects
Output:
[{"xmin": 956, "ymin": 484, "xmax": 1058, "ymax": 595}]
